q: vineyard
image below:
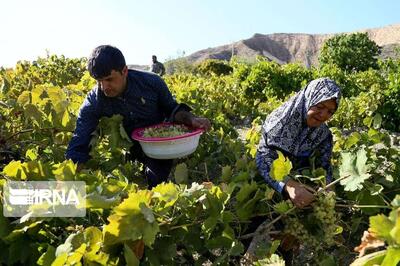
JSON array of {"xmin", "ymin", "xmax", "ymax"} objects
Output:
[{"xmin": 1, "ymin": 48, "xmax": 400, "ymax": 266}]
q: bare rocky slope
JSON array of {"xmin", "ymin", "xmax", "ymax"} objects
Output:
[{"xmin": 185, "ymin": 23, "xmax": 400, "ymax": 66}]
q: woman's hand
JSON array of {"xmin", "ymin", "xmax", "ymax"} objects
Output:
[{"xmin": 284, "ymin": 179, "xmax": 315, "ymax": 209}]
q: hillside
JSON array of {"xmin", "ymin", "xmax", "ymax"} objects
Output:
[{"xmin": 185, "ymin": 23, "xmax": 400, "ymax": 66}]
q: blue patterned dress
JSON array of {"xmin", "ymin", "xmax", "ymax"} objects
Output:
[{"xmin": 256, "ymin": 78, "xmax": 341, "ymax": 193}]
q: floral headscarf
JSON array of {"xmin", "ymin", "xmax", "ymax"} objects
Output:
[{"xmin": 261, "ymin": 77, "xmax": 341, "ymax": 155}]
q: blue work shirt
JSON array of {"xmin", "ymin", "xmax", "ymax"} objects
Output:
[{"xmin": 66, "ymin": 69, "xmax": 188, "ymax": 163}]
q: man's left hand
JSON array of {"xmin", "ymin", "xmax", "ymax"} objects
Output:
[{"xmin": 190, "ymin": 117, "xmax": 211, "ymax": 131}]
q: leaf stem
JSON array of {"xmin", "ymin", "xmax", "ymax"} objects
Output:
[
  {"xmin": 320, "ymin": 175, "xmax": 350, "ymax": 192},
  {"xmin": 204, "ymin": 162, "xmax": 209, "ymax": 181},
  {"xmin": 261, "ymin": 207, "xmax": 296, "ymax": 229}
]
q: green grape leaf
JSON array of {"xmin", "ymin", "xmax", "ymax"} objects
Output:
[
  {"xmin": 84, "ymin": 226, "xmax": 103, "ymax": 254},
  {"xmin": 339, "ymin": 148, "xmax": 370, "ymax": 191},
  {"xmin": 391, "ymin": 195, "xmax": 400, "ymax": 207},
  {"xmin": 55, "ymin": 233, "xmax": 75, "ymax": 257},
  {"xmin": 381, "ymin": 247, "xmax": 400, "ymax": 266},
  {"xmin": 254, "ymin": 254, "xmax": 285, "ymax": 266},
  {"xmin": 222, "ymin": 211, "xmax": 235, "ymax": 224},
  {"xmin": 205, "ymin": 236, "xmax": 233, "ymax": 250},
  {"xmin": 351, "ymin": 250, "xmax": 386, "ymax": 266},
  {"xmin": 229, "ymin": 240, "xmax": 244, "ymax": 256},
  {"xmin": 67, "ymin": 243, "xmax": 86, "ymax": 264},
  {"xmin": 222, "ymin": 225, "xmax": 235, "ymax": 240},
  {"xmin": 24, "ymin": 104, "xmax": 43, "ymax": 126},
  {"xmin": 103, "ymin": 190, "xmax": 159, "ymax": 246},
  {"xmin": 363, "ymin": 116, "xmax": 373, "ymax": 128},
  {"xmin": 104, "ymin": 213, "xmax": 159, "ymax": 246},
  {"xmin": 61, "ymin": 110, "xmax": 71, "ymax": 127},
  {"xmin": 36, "ymin": 245, "xmax": 56, "ymax": 266},
  {"xmin": 2, "ymin": 221, "xmax": 43, "ymax": 243},
  {"xmin": 273, "ymin": 200, "xmax": 292, "ymax": 214},
  {"xmin": 270, "ymin": 150, "xmax": 292, "ymax": 181},
  {"xmin": 236, "ymin": 182, "xmax": 257, "ymax": 203},
  {"xmin": 369, "ymin": 214, "xmax": 394, "ymax": 241},
  {"xmin": 2, "ymin": 160, "xmax": 27, "ymax": 180},
  {"xmin": 344, "ymin": 132, "xmax": 361, "ymax": 149},
  {"xmin": 124, "ymin": 243, "xmax": 140, "ymax": 266},
  {"xmin": 49, "ymin": 253, "xmax": 68, "ymax": 266},
  {"xmin": 235, "ymin": 157, "xmax": 247, "ymax": 170},
  {"xmin": 86, "ymin": 192, "xmax": 121, "ymax": 209},
  {"xmin": 233, "ymin": 171, "xmax": 250, "ymax": 182},
  {"xmin": 152, "ymin": 182, "xmax": 179, "ymax": 208},
  {"xmin": 221, "ymin": 165, "xmax": 232, "ymax": 182},
  {"xmin": 236, "ymin": 189, "xmax": 263, "ymax": 220},
  {"xmin": 139, "ymin": 202, "xmax": 155, "ymax": 223},
  {"xmin": 17, "ymin": 91, "xmax": 31, "ymax": 106},
  {"xmin": 113, "ymin": 190, "xmax": 152, "ymax": 216},
  {"xmin": 119, "ymin": 123, "xmax": 131, "ymax": 141},
  {"xmin": 202, "ymin": 217, "xmax": 218, "ymax": 237},
  {"xmin": 373, "ymin": 113, "xmax": 382, "ymax": 129},
  {"xmin": 85, "ymin": 252, "xmax": 109, "ymax": 265},
  {"xmin": 265, "ymin": 186, "xmax": 275, "ymax": 200},
  {"xmin": 390, "ymin": 218, "xmax": 400, "ymax": 245},
  {"xmin": 52, "ymin": 159, "xmax": 77, "ymax": 181},
  {"xmin": 174, "ymin": 163, "xmax": 188, "ymax": 184},
  {"xmin": 25, "ymin": 148, "xmax": 38, "ymax": 161}
]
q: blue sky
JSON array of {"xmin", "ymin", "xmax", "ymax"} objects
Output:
[{"xmin": 1, "ymin": 0, "xmax": 399, "ymax": 67}]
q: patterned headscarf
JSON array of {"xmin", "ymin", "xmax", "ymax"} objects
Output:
[{"xmin": 261, "ymin": 78, "xmax": 341, "ymax": 155}]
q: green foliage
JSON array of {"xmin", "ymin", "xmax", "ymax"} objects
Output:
[
  {"xmin": 269, "ymin": 151, "xmax": 292, "ymax": 181},
  {"xmin": 339, "ymin": 148, "xmax": 370, "ymax": 192},
  {"xmin": 196, "ymin": 59, "xmax": 233, "ymax": 76},
  {"xmin": 378, "ymin": 58, "xmax": 400, "ymax": 131},
  {"xmin": 0, "ymin": 54, "xmax": 86, "ymax": 90},
  {"xmin": 164, "ymin": 57, "xmax": 194, "ymax": 75},
  {"xmin": 174, "ymin": 162, "xmax": 189, "ymax": 184},
  {"xmin": 353, "ymin": 206, "xmax": 400, "ymax": 266},
  {"xmin": 319, "ymin": 32, "xmax": 380, "ymax": 72},
  {"xmin": 242, "ymin": 60, "xmax": 311, "ymax": 100},
  {"xmin": 1, "ymin": 52, "xmax": 400, "ymax": 265}
]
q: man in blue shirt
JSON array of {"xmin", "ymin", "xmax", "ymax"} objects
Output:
[{"xmin": 66, "ymin": 45, "xmax": 210, "ymax": 187}]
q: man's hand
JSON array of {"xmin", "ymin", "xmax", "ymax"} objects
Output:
[
  {"xmin": 284, "ymin": 179, "xmax": 315, "ymax": 209},
  {"xmin": 190, "ymin": 117, "xmax": 211, "ymax": 131},
  {"xmin": 174, "ymin": 110, "xmax": 211, "ymax": 131}
]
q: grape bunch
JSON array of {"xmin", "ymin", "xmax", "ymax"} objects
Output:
[
  {"xmin": 283, "ymin": 191, "xmax": 339, "ymax": 250},
  {"xmin": 143, "ymin": 124, "xmax": 190, "ymax": 138},
  {"xmin": 284, "ymin": 216, "xmax": 320, "ymax": 248},
  {"xmin": 313, "ymin": 191, "xmax": 338, "ymax": 247}
]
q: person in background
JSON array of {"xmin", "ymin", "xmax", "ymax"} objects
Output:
[
  {"xmin": 66, "ymin": 45, "xmax": 210, "ymax": 188},
  {"xmin": 256, "ymin": 78, "xmax": 341, "ymax": 208},
  {"xmin": 150, "ymin": 55, "xmax": 166, "ymax": 76}
]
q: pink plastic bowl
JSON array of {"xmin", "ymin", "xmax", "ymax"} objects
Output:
[{"xmin": 131, "ymin": 122, "xmax": 204, "ymax": 159}]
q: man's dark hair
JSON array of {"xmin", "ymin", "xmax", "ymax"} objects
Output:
[{"xmin": 87, "ymin": 45, "xmax": 126, "ymax": 79}]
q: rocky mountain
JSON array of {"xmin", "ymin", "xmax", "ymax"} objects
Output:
[{"xmin": 185, "ymin": 23, "xmax": 400, "ymax": 67}]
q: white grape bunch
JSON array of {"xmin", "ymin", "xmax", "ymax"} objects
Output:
[
  {"xmin": 283, "ymin": 191, "xmax": 339, "ymax": 250},
  {"xmin": 143, "ymin": 124, "xmax": 190, "ymax": 138}
]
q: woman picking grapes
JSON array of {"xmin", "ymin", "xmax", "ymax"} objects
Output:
[{"xmin": 256, "ymin": 77, "xmax": 341, "ymax": 208}]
